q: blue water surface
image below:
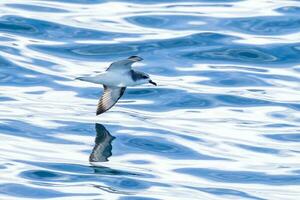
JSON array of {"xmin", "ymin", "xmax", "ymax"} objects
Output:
[{"xmin": 0, "ymin": 0, "xmax": 300, "ymax": 199}]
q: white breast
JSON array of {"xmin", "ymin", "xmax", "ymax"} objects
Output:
[{"xmin": 96, "ymin": 71, "xmax": 136, "ymax": 87}]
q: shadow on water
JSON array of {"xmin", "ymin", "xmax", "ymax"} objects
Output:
[
  {"xmin": 88, "ymin": 123, "xmax": 171, "ymax": 195},
  {"xmin": 89, "ymin": 123, "xmax": 115, "ymax": 163}
]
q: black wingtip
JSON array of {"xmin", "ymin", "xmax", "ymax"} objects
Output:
[{"xmin": 128, "ymin": 56, "xmax": 143, "ymax": 62}]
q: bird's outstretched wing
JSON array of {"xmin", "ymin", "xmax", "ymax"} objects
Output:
[
  {"xmin": 106, "ymin": 56, "xmax": 143, "ymax": 72},
  {"xmin": 89, "ymin": 123, "xmax": 115, "ymax": 162},
  {"xmin": 96, "ymin": 85, "xmax": 126, "ymax": 115}
]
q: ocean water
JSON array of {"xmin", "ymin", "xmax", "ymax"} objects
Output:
[{"xmin": 0, "ymin": 0, "xmax": 300, "ymax": 199}]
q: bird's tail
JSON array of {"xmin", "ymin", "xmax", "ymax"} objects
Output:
[{"xmin": 75, "ymin": 76, "xmax": 100, "ymax": 84}]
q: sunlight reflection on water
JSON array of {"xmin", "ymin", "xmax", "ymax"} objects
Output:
[{"xmin": 0, "ymin": 0, "xmax": 300, "ymax": 199}]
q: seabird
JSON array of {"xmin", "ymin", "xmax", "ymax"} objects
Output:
[{"xmin": 76, "ymin": 56, "xmax": 157, "ymax": 115}]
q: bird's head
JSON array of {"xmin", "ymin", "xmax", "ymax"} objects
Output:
[{"xmin": 134, "ymin": 72, "xmax": 157, "ymax": 86}]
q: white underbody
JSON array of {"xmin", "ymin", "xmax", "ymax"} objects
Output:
[
  {"xmin": 79, "ymin": 71, "xmax": 140, "ymax": 87},
  {"xmin": 77, "ymin": 57, "xmax": 150, "ymax": 88}
]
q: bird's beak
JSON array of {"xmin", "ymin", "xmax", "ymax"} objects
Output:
[{"xmin": 149, "ymin": 80, "xmax": 157, "ymax": 86}]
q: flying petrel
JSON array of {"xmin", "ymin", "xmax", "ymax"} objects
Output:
[{"xmin": 76, "ymin": 56, "xmax": 157, "ymax": 115}]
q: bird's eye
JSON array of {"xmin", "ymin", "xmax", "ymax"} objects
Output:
[{"xmin": 142, "ymin": 75, "xmax": 148, "ymax": 79}]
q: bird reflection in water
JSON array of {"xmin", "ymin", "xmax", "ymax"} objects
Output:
[
  {"xmin": 89, "ymin": 123, "xmax": 115, "ymax": 163},
  {"xmin": 89, "ymin": 124, "xmax": 136, "ymax": 177},
  {"xmin": 89, "ymin": 123, "xmax": 150, "ymax": 194}
]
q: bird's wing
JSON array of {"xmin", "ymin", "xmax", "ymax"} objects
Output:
[
  {"xmin": 106, "ymin": 56, "xmax": 143, "ymax": 72},
  {"xmin": 96, "ymin": 85, "xmax": 126, "ymax": 115},
  {"xmin": 89, "ymin": 123, "xmax": 115, "ymax": 162}
]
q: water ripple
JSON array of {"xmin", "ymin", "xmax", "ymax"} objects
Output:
[{"xmin": 0, "ymin": 0, "xmax": 300, "ymax": 199}]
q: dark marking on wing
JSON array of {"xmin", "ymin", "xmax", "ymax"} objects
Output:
[
  {"xmin": 96, "ymin": 85, "xmax": 126, "ymax": 115},
  {"xmin": 106, "ymin": 56, "xmax": 143, "ymax": 71}
]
